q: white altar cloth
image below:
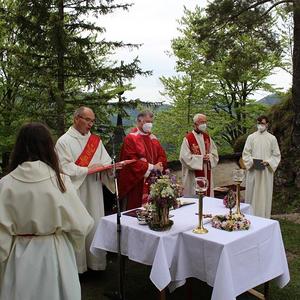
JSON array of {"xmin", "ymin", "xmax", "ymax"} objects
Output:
[
  {"xmin": 91, "ymin": 197, "xmax": 251, "ymax": 291},
  {"xmin": 169, "ymin": 215, "xmax": 290, "ymax": 300}
]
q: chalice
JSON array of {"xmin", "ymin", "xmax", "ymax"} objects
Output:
[
  {"xmin": 193, "ymin": 177, "xmax": 209, "ymax": 234},
  {"xmin": 232, "ymin": 169, "xmax": 245, "ymax": 217}
]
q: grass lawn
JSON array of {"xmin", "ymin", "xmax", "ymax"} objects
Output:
[
  {"xmin": 269, "ymin": 219, "xmax": 300, "ymax": 300},
  {"xmin": 81, "ymin": 219, "xmax": 300, "ymax": 300}
]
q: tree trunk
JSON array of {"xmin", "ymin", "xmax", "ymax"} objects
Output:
[
  {"xmin": 57, "ymin": 0, "xmax": 65, "ymax": 135},
  {"xmin": 187, "ymin": 74, "xmax": 194, "ymax": 125},
  {"xmin": 292, "ymin": 0, "xmax": 300, "ymax": 147},
  {"xmin": 114, "ymin": 113, "xmax": 126, "ymax": 149}
]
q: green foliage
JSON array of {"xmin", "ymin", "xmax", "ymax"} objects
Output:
[
  {"xmin": 0, "ymin": 1, "xmax": 147, "ymax": 126},
  {"xmin": 0, "ymin": 0, "xmax": 149, "ymax": 167},
  {"xmin": 268, "ymin": 93, "xmax": 294, "ymax": 150},
  {"xmin": 156, "ymin": 3, "xmax": 280, "ymax": 158},
  {"xmin": 200, "ymin": 1, "xmax": 298, "ymax": 212},
  {"xmin": 268, "ymin": 93, "xmax": 300, "ymax": 214},
  {"xmin": 232, "ymin": 133, "xmax": 249, "ymax": 153},
  {"xmin": 153, "ymin": 107, "xmax": 190, "ymax": 161}
]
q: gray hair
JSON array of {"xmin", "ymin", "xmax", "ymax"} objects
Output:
[
  {"xmin": 73, "ymin": 106, "xmax": 92, "ymax": 118},
  {"xmin": 136, "ymin": 110, "xmax": 154, "ymax": 121},
  {"xmin": 193, "ymin": 113, "xmax": 206, "ymax": 123}
]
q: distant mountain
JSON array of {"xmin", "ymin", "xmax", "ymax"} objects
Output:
[
  {"xmin": 110, "ymin": 104, "xmax": 171, "ymax": 129},
  {"xmin": 258, "ymin": 94, "xmax": 281, "ymax": 106}
]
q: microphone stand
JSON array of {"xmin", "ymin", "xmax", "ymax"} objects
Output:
[{"xmin": 106, "ymin": 132, "xmax": 126, "ymax": 300}]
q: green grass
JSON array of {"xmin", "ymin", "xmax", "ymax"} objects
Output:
[
  {"xmin": 269, "ymin": 219, "xmax": 300, "ymax": 300},
  {"xmin": 272, "ymin": 187, "xmax": 300, "ymax": 214},
  {"xmin": 278, "ymin": 219, "xmax": 300, "ymax": 256}
]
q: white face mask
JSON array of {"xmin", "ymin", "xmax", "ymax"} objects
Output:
[
  {"xmin": 198, "ymin": 123, "xmax": 207, "ymax": 132},
  {"xmin": 257, "ymin": 124, "xmax": 266, "ymax": 132},
  {"xmin": 142, "ymin": 122, "xmax": 153, "ymax": 133}
]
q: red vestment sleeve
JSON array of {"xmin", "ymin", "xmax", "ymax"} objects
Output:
[
  {"xmin": 118, "ymin": 134, "xmax": 149, "ymax": 199},
  {"xmin": 153, "ymin": 140, "xmax": 168, "ymax": 170}
]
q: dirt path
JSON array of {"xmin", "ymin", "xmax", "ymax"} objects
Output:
[{"xmin": 272, "ymin": 213, "xmax": 300, "ymax": 224}]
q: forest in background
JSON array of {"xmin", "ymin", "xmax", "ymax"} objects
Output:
[{"xmin": 0, "ymin": 0, "xmax": 299, "ymax": 212}]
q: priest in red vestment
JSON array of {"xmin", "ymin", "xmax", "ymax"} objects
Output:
[
  {"xmin": 179, "ymin": 113, "xmax": 219, "ymax": 197},
  {"xmin": 118, "ymin": 111, "xmax": 167, "ymax": 209}
]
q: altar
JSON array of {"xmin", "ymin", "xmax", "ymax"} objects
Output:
[
  {"xmin": 168, "ymin": 215, "xmax": 290, "ymax": 300},
  {"xmin": 90, "ymin": 197, "xmax": 289, "ymax": 299}
]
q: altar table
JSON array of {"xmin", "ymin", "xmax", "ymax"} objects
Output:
[
  {"xmin": 91, "ymin": 198, "xmax": 258, "ymax": 294},
  {"xmin": 168, "ymin": 215, "xmax": 290, "ymax": 300}
]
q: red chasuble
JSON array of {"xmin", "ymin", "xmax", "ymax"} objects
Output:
[
  {"xmin": 186, "ymin": 131, "xmax": 212, "ymax": 196},
  {"xmin": 75, "ymin": 134, "xmax": 101, "ymax": 167},
  {"xmin": 118, "ymin": 131, "xmax": 167, "ymax": 209}
]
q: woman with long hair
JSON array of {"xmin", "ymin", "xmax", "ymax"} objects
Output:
[{"xmin": 0, "ymin": 122, "xmax": 93, "ymax": 300}]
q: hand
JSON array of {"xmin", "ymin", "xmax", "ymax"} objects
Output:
[
  {"xmin": 87, "ymin": 163, "xmax": 104, "ymax": 175},
  {"xmin": 203, "ymin": 154, "xmax": 210, "ymax": 162},
  {"xmin": 115, "ymin": 162, "xmax": 124, "ymax": 170},
  {"xmin": 154, "ymin": 162, "xmax": 163, "ymax": 172},
  {"xmin": 262, "ymin": 161, "xmax": 269, "ymax": 166},
  {"xmin": 88, "ymin": 163, "xmax": 103, "ymax": 171}
]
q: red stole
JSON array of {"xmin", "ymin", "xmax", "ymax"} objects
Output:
[
  {"xmin": 186, "ymin": 131, "xmax": 211, "ymax": 196},
  {"xmin": 75, "ymin": 134, "xmax": 101, "ymax": 167}
]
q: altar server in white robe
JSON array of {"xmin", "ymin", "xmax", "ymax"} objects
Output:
[
  {"xmin": 179, "ymin": 113, "xmax": 219, "ymax": 197},
  {"xmin": 242, "ymin": 115, "xmax": 281, "ymax": 218},
  {"xmin": 56, "ymin": 106, "xmax": 115, "ymax": 273},
  {"xmin": 0, "ymin": 123, "xmax": 93, "ymax": 300}
]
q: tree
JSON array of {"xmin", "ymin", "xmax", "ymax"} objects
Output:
[
  {"xmin": 202, "ymin": 0, "xmax": 299, "ymax": 147},
  {"xmin": 156, "ymin": 5, "xmax": 277, "ymax": 157},
  {"xmin": 0, "ymin": 1, "xmax": 34, "ymax": 171},
  {"xmin": 0, "ymin": 0, "xmax": 148, "ymax": 135}
]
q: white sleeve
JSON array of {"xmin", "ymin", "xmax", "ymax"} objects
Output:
[
  {"xmin": 267, "ymin": 136, "xmax": 281, "ymax": 172},
  {"xmin": 98, "ymin": 142, "xmax": 115, "ymax": 193},
  {"xmin": 209, "ymin": 138, "xmax": 219, "ymax": 168},
  {"xmin": 242, "ymin": 136, "xmax": 254, "ymax": 170},
  {"xmin": 0, "ymin": 224, "xmax": 12, "ymax": 263},
  {"xmin": 59, "ymin": 177, "xmax": 94, "ymax": 252},
  {"xmin": 55, "ymin": 139, "xmax": 88, "ymax": 189},
  {"xmin": 179, "ymin": 137, "xmax": 204, "ymax": 170}
]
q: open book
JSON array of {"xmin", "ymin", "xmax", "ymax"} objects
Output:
[{"xmin": 87, "ymin": 159, "xmax": 136, "ymax": 175}]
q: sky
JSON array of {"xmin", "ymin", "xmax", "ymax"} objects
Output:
[{"xmin": 99, "ymin": 0, "xmax": 292, "ymax": 103}]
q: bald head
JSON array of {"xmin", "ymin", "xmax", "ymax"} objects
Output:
[{"xmin": 74, "ymin": 106, "xmax": 94, "ymax": 118}]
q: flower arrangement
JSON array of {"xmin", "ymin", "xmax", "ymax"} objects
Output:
[
  {"xmin": 148, "ymin": 174, "xmax": 181, "ymax": 209},
  {"xmin": 146, "ymin": 170, "xmax": 182, "ymax": 231},
  {"xmin": 223, "ymin": 189, "xmax": 236, "ymax": 212},
  {"xmin": 211, "ymin": 214, "xmax": 251, "ymax": 232}
]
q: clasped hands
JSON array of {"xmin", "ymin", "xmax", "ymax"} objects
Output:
[
  {"xmin": 203, "ymin": 154, "xmax": 210, "ymax": 162},
  {"xmin": 140, "ymin": 158, "xmax": 163, "ymax": 172},
  {"xmin": 153, "ymin": 162, "xmax": 163, "ymax": 172}
]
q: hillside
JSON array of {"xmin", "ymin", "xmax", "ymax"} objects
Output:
[{"xmin": 258, "ymin": 93, "xmax": 281, "ymax": 106}]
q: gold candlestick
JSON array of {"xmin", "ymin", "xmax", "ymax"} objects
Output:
[
  {"xmin": 235, "ymin": 181, "xmax": 243, "ymax": 217},
  {"xmin": 232, "ymin": 169, "xmax": 245, "ymax": 217},
  {"xmin": 193, "ymin": 191, "xmax": 208, "ymax": 234}
]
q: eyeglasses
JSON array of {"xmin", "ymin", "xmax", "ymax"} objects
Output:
[{"xmin": 78, "ymin": 115, "xmax": 96, "ymax": 124}]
